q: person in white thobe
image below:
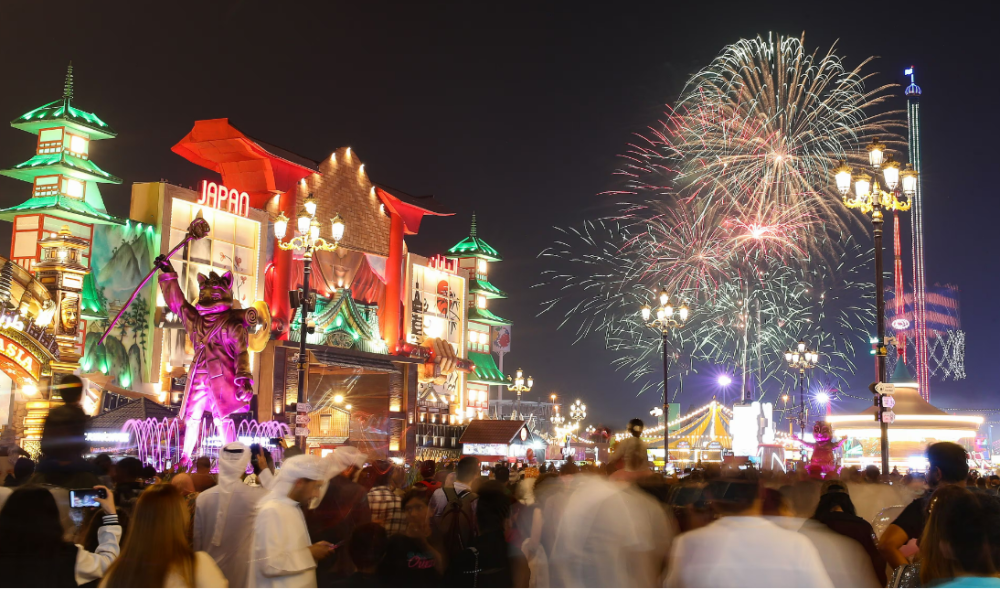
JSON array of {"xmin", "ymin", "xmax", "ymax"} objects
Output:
[
  {"xmin": 665, "ymin": 514, "xmax": 833, "ymax": 588},
  {"xmin": 248, "ymin": 454, "xmax": 331, "ymax": 588},
  {"xmin": 550, "ymin": 474, "xmax": 675, "ymax": 587},
  {"xmin": 193, "ymin": 442, "xmax": 273, "ymax": 588}
]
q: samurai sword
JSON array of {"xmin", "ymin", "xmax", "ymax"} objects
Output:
[{"xmin": 97, "ymin": 217, "xmax": 210, "ymax": 345}]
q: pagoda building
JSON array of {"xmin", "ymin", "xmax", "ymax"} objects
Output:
[
  {"xmin": 446, "ymin": 214, "xmax": 511, "ymax": 420},
  {"xmin": 0, "ymin": 64, "xmax": 123, "ymax": 237},
  {"xmin": 0, "ymin": 63, "xmax": 124, "ymax": 363}
]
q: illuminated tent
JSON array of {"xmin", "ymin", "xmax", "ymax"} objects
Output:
[
  {"xmin": 829, "ymin": 362, "xmax": 982, "ymax": 470},
  {"xmin": 641, "ymin": 399, "xmax": 733, "ymax": 464}
]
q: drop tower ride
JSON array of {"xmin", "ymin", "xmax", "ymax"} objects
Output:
[{"xmin": 905, "ymin": 67, "xmax": 929, "ymax": 401}]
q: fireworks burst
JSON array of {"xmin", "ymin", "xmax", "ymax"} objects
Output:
[{"xmin": 538, "ymin": 33, "xmax": 897, "ymax": 404}]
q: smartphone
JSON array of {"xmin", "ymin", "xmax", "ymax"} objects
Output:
[
  {"xmin": 481, "ymin": 468, "xmax": 491, "ymax": 477},
  {"xmin": 69, "ymin": 488, "xmax": 107, "ymax": 508}
]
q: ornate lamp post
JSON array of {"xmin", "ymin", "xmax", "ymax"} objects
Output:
[
  {"xmin": 273, "ymin": 193, "xmax": 346, "ymax": 450},
  {"xmin": 507, "ymin": 368, "xmax": 533, "ymax": 419},
  {"xmin": 784, "ymin": 340, "xmax": 819, "ymax": 454},
  {"xmin": 569, "ymin": 399, "xmax": 586, "ymax": 426},
  {"xmin": 551, "ymin": 411, "xmax": 565, "ymax": 427},
  {"xmin": 640, "ymin": 288, "xmax": 689, "ymax": 465},
  {"xmin": 834, "ymin": 138, "xmax": 917, "ymax": 475}
]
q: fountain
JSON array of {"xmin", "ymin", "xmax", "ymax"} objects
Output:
[{"xmin": 119, "ymin": 417, "xmax": 291, "ymax": 469}]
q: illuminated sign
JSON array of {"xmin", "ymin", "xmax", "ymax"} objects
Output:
[
  {"xmin": 0, "ymin": 308, "xmax": 59, "ymax": 357},
  {"xmin": 891, "ymin": 318, "xmax": 911, "ymax": 330},
  {"xmin": 463, "ymin": 443, "xmax": 509, "ymax": 456},
  {"xmin": 428, "ymin": 255, "xmax": 458, "ymax": 274},
  {"xmin": 85, "ymin": 431, "xmax": 130, "ymax": 443},
  {"xmin": 0, "ymin": 333, "xmax": 42, "ymax": 381},
  {"xmin": 200, "ymin": 181, "xmax": 250, "ymax": 218},
  {"xmin": 405, "ymin": 263, "xmax": 465, "ymax": 347}
]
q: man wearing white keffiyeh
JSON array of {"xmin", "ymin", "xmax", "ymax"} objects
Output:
[
  {"xmin": 192, "ymin": 442, "xmax": 273, "ymax": 588},
  {"xmin": 249, "ymin": 453, "xmax": 334, "ymax": 588}
]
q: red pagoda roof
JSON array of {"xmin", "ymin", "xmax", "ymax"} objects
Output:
[
  {"xmin": 374, "ymin": 184, "xmax": 453, "ymax": 235},
  {"xmin": 171, "ymin": 118, "xmax": 319, "ymax": 199}
]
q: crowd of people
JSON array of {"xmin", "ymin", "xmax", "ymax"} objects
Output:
[{"xmin": 1, "ymin": 385, "xmax": 999, "ymax": 588}]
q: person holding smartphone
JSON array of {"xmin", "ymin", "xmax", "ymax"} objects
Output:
[{"xmin": 0, "ymin": 484, "xmax": 121, "ymax": 587}]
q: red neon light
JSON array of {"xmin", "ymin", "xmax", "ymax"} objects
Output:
[
  {"xmin": 428, "ymin": 255, "xmax": 458, "ymax": 274},
  {"xmin": 200, "ymin": 180, "xmax": 250, "ymax": 217},
  {"xmin": 893, "ymin": 210, "xmax": 907, "ymax": 365}
]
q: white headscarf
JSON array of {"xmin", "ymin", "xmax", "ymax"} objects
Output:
[
  {"xmin": 325, "ymin": 446, "xmax": 367, "ymax": 479},
  {"xmin": 262, "ymin": 453, "xmax": 326, "ymax": 507},
  {"xmin": 212, "ymin": 442, "xmax": 252, "ymax": 546},
  {"xmin": 314, "ymin": 447, "xmax": 368, "ymax": 508}
]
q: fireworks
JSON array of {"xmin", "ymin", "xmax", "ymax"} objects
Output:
[{"xmin": 538, "ymin": 33, "xmax": 897, "ymax": 404}]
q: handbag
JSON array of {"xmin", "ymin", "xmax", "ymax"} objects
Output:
[{"xmin": 889, "ymin": 563, "xmax": 921, "ymax": 588}]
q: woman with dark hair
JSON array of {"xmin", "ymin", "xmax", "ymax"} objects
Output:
[
  {"xmin": 920, "ymin": 485, "xmax": 1000, "ymax": 587},
  {"xmin": 101, "ymin": 483, "xmax": 226, "ymax": 587},
  {"xmin": 0, "ymin": 485, "xmax": 121, "ymax": 587},
  {"xmin": 813, "ymin": 488, "xmax": 886, "ymax": 586}
]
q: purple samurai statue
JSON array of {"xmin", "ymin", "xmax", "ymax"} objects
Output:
[{"xmin": 155, "ymin": 233, "xmax": 258, "ymax": 465}]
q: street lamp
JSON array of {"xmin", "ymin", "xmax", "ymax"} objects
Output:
[
  {"xmin": 640, "ymin": 288, "xmax": 689, "ymax": 466},
  {"xmin": 507, "ymin": 368, "xmax": 533, "ymax": 419},
  {"xmin": 569, "ymin": 399, "xmax": 586, "ymax": 425},
  {"xmin": 834, "ymin": 138, "xmax": 917, "ymax": 475},
  {"xmin": 274, "ymin": 193, "xmax": 346, "ymax": 449},
  {"xmin": 784, "ymin": 340, "xmax": 819, "ymax": 451}
]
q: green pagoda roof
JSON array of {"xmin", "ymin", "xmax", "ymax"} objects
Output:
[
  {"xmin": 468, "ymin": 351, "xmax": 510, "ymax": 386},
  {"xmin": 468, "ymin": 306, "xmax": 511, "ymax": 327},
  {"xmin": 80, "ymin": 272, "xmax": 108, "ymax": 321},
  {"xmin": 11, "ymin": 65, "xmax": 116, "ymax": 140},
  {"xmin": 290, "ymin": 289, "xmax": 388, "ymax": 355},
  {"xmin": 0, "ymin": 152, "xmax": 121, "ymax": 184},
  {"xmin": 470, "ymin": 277, "xmax": 507, "ymax": 299},
  {"xmin": 446, "ymin": 213, "xmax": 502, "ymax": 262},
  {"xmin": 0, "ymin": 195, "xmax": 125, "ymax": 225}
]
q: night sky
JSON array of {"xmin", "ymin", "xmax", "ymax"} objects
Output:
[{"xmin": 1, "ymin": 1, "xmax": 997, "ymax": 429}]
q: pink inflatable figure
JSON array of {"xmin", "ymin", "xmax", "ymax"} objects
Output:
[
  {"xmin": 155, "ymin": 224, "xmax": 257, "ymax": 465},
  {"xmin": 796, "ymin": 420, "xmax": 845, "ymax": 478}
]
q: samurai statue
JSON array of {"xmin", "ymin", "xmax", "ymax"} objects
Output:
[{"xmin": 155, "ymin": 222, "xmax": 257, "ymax": 465}]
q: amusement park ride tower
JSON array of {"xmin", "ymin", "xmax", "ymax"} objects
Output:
[{"xmin": 905, "ymin": 67, "xmax": 930, "ymax": 401}]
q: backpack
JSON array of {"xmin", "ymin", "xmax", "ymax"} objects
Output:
[{"xmin": 439, "ymin": 487, "xmax": 477, "ymax": 558}]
